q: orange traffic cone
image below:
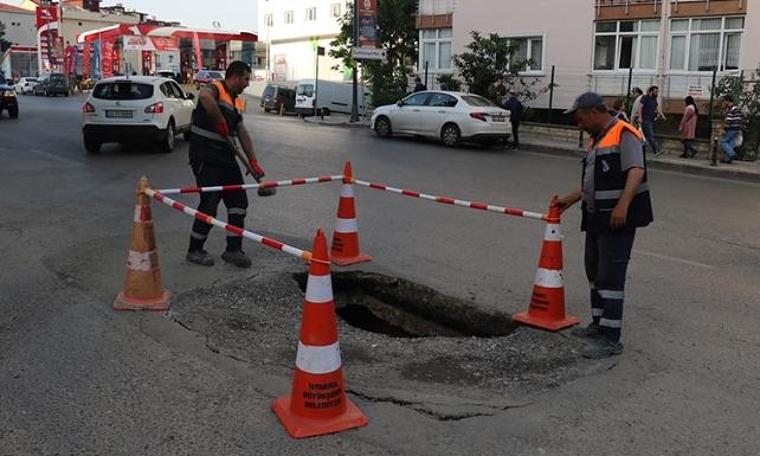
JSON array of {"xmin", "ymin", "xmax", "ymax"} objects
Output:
[
  {"xmin": 113, "ymin": 177, "xmax": 171, "ymax": 311},
  {"xmin": 513, "ymin": 196, "xmax": 578, "ymax": 331},
  {"xmin": 272, "ymin": 229, "xmax": 368, "ymax": 439},
  {"xmin": 330, "ymin": 162, "xmax": 372, "ymax": 266}
]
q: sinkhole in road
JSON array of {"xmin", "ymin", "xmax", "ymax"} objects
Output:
[{"xmin": 293, "ymin": 271, "xmax": 516, "ymax": 338}]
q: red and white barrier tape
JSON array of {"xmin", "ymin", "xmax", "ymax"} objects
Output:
[
  {"xmin": 350, "ymin": 179, "xmax": 547, "ymax": 221},
  {"xmin": 155, "ymin": 175, "xmax": 345, "ymax": 195},
  {"xmin": 144, "ymin": 188, "xmax": 314, "ymax": 263}
]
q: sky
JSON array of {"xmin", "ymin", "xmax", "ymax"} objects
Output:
[{"xmin": 99, "ymin": 0, "xmax": 259, "ymax": 33}]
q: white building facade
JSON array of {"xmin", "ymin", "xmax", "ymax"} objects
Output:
[
  {"xmin": 418, "ymin": 0, "xmax": 758, "ymax": 111},
  {"xmin": 258, "ymin": 0, "xmax": 351, "ymax": 83},
  {"xmin": 0, "ymin": 3, "xmax": 37, "ymax": 46}
]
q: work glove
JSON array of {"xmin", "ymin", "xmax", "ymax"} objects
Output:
[
  {"xmin": 249, "ymin": 159, "xmax": 266, "ymax": 181},
  {"xmin": 215, "ymin": 121, "xmax": 230, "ymax": 138}
]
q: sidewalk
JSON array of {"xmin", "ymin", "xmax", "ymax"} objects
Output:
[
  {"xmin": 303, "ymin": 113, "xmax": 371, "ymax": 128},
  {"xmin": 521, "ymin": 134, "xmax": 760, "ymax": 184}
]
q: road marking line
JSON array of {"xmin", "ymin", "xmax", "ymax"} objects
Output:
[{"xmin": 634, "ymin": 249, "xmax": 714, "ymax": 270}]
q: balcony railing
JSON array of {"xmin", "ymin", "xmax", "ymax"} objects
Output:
[
  {"xmin": 595, "ymin": 0, "xmax": 661, "ymax": 15},
  {"xmin": 418, "ymin": 0, "xmax": 455, "ymax": 15}
]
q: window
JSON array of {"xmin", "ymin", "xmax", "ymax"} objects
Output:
[
  {"xmin": 427, "ymin": 93, "xmax": 458, "ymax": 108},
  {"xmin": 284, "ymin": 11, "xmax": 294, "ymax": 24},
  {"xmin": 669, "ymin": 16, "xmax": 744, "ymax": 72},
  {"xmin": 461, "ymin": 95, "xmax": 499, "ymax": 108},
  {"xmin": 401, "ymin": 93, "xmax": 430, "ymax": 106},
  {"xmin": 593, "ymin": 20, "xmax": 660, "ymax": 71},
  {"xmin": 509, "ymin": 37, "xmax": 544, "ymax": 72},
  {"xmin": 331, "ymin": 3, "xmax": 342, "ymax": 18},
  {"xmin": 306, "ymin": 7, "xmax": 317, "ymax": 21},
  {"xmin": 419, "ymin": 28, "xmax": 452, "ymax": 71},
  {"xmin": 93, "ymin": 82, "xmax": 154, "ymax": 100},
  {"xmin": 264, "ymin": 14, "xmax": 273, "ymax": 27}
]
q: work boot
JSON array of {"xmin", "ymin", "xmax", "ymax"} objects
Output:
[
  {"xmin": 221, "ymin": 250, "xmax": 252, "ymax": 268},
  {"xmin": 571, "ymin": 322, "xmax": 602, "ymax": 339},
  {"xmin": 582, "ymin": 338, "xmax": 623, "ymax": 359},
  {"xmin": 186, "ymin": 249, "xmax": 214, "ymax": 266}
]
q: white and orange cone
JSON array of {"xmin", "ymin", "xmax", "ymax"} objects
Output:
[
  {"xmin": 113, "ymin": 177, "xmax": 171, "ymax": 311},
  {"xmin": 330, "ymin": 162, "xmax": 372, "ymax": 266},
  {"xmin": 272, "ymin": 228, "xmax": 368, "ymax": 438},
  {"xmin": 513, "ymin": 196, "xmax": 578, "ymax": 331}
]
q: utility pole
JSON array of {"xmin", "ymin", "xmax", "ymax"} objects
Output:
[{"xmin": 350, "ymin": 0, "xmax": 359, "ymax": 123}]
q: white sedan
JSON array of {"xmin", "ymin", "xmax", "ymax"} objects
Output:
[
  {"xmin": 14, "ymin": 77, "xmax": 38, "ymax": 95},
  {"xmin": 82, "ymin": 76, "xmax": 195, "ymax": 154},
  {"xmin": 371, "ymin": 91, "xmax": 511, "ymax": 147}
]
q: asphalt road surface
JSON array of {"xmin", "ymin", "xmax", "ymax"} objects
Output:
[{"xmin": 1, "ymin": 93, "xmax": 759, "ymax": 455}]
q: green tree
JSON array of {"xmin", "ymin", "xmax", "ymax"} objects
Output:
[
  {"xmin": 329, "ymin": 0, "xmax": 418, "ymax": 107},
  {"xmin": 0, "ymin": 21, "xmax": 12, "ymax": 52},
  {"xmin": 453, "ymin": 31, "xmax": 550, "ymax": 103},
  {"xmin": 436, "ymin": 73, "xmax": 462, "ymax": 91}
]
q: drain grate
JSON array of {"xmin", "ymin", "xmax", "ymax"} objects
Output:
[{"xmin": 294, "ymin": 271, "xmax": 515, "ymax": 338}]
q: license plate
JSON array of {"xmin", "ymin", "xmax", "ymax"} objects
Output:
[
  {"xmin": 106, "ymin": 110, "xmax": 133, "ymax": 119},
  {"xmin": 491, "ymin": 116, "xmax": 506, "ymax": 122}
]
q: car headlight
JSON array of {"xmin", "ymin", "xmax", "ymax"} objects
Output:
[{"xmin": 4, "ymin": 90, "xmax": 16, "ymax": 97}]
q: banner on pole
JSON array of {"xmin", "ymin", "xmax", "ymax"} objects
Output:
[{"xmin": 357, "ymin": 0, "xmax": 379, "ymax": 48}]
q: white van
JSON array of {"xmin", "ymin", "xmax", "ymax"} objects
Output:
[{"xmin": 295, "ymin": 79, "xmax": 369, "ymax": 117}]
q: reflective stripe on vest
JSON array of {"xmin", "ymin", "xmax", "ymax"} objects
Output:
[
  {"xmin": 590, "ymin": 121, "xmax": 647, "ymax": 211},
  {"xmin": 190, "ymin": 81, "xmax": 244, "ymax": 143}
]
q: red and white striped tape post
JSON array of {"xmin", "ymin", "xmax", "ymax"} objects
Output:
[
  {"xmin": 155, "ymin": 175, "xmax": 345, "ymax": 195},
  {"xmin": 144, "ymin": 188, "xmax": 314, "ymax": 263},
  {"xmin": 350, "ymin": 179, "xmax": 547, "ymax": 221}
]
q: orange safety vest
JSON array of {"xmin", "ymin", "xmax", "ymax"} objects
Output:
[{"xmin": 190, "ymin": 80, "xmax": 244, "ymax": 143}]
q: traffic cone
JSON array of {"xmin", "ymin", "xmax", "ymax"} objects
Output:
[
  {"xmin": 513, "ymin": 196, "xmax": 578, "ymax": 331},
  {"xmin": 113, "ymin": 177, "xmax": 171, "ymax": 311},
  {"xmin": 272, "ymin": 229, "xmax": 368, "ymax": 439},
  {"xmin": 330, "ymin": 162, "xmax": 372, "ymax": 266}
]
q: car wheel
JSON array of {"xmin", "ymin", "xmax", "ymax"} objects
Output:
[
  {"xmin": 9, "ymin": 107, "xmax": 19, "ymax": 119},
  {"xmin": 84, "ymin": 134, "xmax": 101, "ymax": 154},
  {"xmin": 441, "ymin": 123, "xmax": 461, "ymax": 147},
  {"xmin": 374, "ymin": 116, "xmax": 392, "ymax": 138},
  {"xmin": 160, "ymin": 121, "xmax": 176, "ymax": 153}
]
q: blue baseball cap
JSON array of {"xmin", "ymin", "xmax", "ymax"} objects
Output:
[{"xmin": 564, "ymin": 92, "xmax": 606, "ymax": 114}]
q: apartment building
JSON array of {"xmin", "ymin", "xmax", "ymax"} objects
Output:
[
  {"xmin": 0, "ymin": 3, "xmax": 37, "ymax": 46},
  {"xmin": 258, "ymin": 0, "xmax": 350, "ymax": 82},
  {"xmin": 418, "ymin": 0, "xmax": 758, "ymax": 111}
]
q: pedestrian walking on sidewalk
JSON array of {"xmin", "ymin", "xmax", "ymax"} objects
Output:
[
  {"xmin": 413, "ymin": 76, "xmax": 427, "ymax": 93},
  {"xmin": 186, "ymin": 61, "xmax": 266, "ymax": 269},
  {"xmin": 610, "ymin": 98, "xmax": 629, "ymax": 123},
  {"xmin": 678, "ymin": 96, "xmax": 699, "ymax": 158},
  {"xmin": 503, "ymin": 90, "xmax": 524, "ymax": 150},
  {"xmin": 629, "ymin": 87, "xmax": 644, "ymax": 127},
  {"xmin": 639, "ymin": 86, "xmax": 666, "ymax": 156},
  {"xmin": 556, "ymin": 92, "xmax": 654, "ymax": 359},
  {"xmin": 720, "ymin": 95, "xmax": 744, "ymax": 164}
]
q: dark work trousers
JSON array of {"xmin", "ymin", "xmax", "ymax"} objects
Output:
[
  {"xmin": 188, "ymin": 162, "xmax": 248, "ymax": 253},
  {"xmin": 511, "ymin": 120, "xmax": 520, "ymax": 149},
  {"xmin": 584, "ymin": 228, "xmax": 637, "ymax": 343}
]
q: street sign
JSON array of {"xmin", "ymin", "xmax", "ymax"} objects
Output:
[{"xmin": 352, "ymin": 47, "xmax": 386, "ymax": 61}]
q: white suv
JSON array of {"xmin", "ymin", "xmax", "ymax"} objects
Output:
[{"xmin": 82, "ymin": 76, "xmax": 195, "ymax": 154}]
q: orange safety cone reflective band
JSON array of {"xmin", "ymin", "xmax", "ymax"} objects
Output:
[
  {"xmin": 513, "ymin": 196, "xmax": 578, "ymax": 331},
  {"xmin": 113, "ymin": 177, "xmax": 171, "ymax": 311},
  {"xmin": 272, "ymin": 228, "xmax": 368, "ymax": 438},
  {"xmin": 330, "ymin": 162, "xmax": 372, "ymax": 266}
]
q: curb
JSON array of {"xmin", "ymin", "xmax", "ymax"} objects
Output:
[
  {"xmin": 521, "ymin": 142, "xmax": 760, "ymax": 184},
  {"xmin": 303, "ymin": 117, "xmax": 370, "ymax": 129}
]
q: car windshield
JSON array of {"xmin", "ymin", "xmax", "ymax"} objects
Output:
[
  {"xmin": 462, "ymin": 95, "xmax": 499, "ymax": 108},
  {"xmin": 27, "ymin": 78, "xmax": 38, "ymax": 82},
  {"xmin": 209, "ymin": 72, "xmax": 224, "ymax": 79},
  {"xmin": 93, "ymin": 82, "xmax": 154, "ymax": 100},
  {"xmin": 297, "ymin": 84, "xmax": 314, "ymax": 97},
  {"xmin": 50, "ymin": 74, "xmax": 67, "ymax": 82}
]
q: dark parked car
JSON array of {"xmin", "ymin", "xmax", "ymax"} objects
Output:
[
  {"xmin": 0, "ymin": 71, "xmax": 19, "ymax": 119},
  {"xmin": 260, "ymin": 84, "xmax": 296, "ymax": 114},
  {"xmin": 34, "ymin": 73, "xmax": 71, "ymax": 97}
]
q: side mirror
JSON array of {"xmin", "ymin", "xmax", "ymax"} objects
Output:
[
  {"xmin": 397, "ymin": 100, "xmax": 404, "ymax": 106},
  {"xmin": 186, "ymin": 93, "xmax": 195, "ymax": 100}
]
